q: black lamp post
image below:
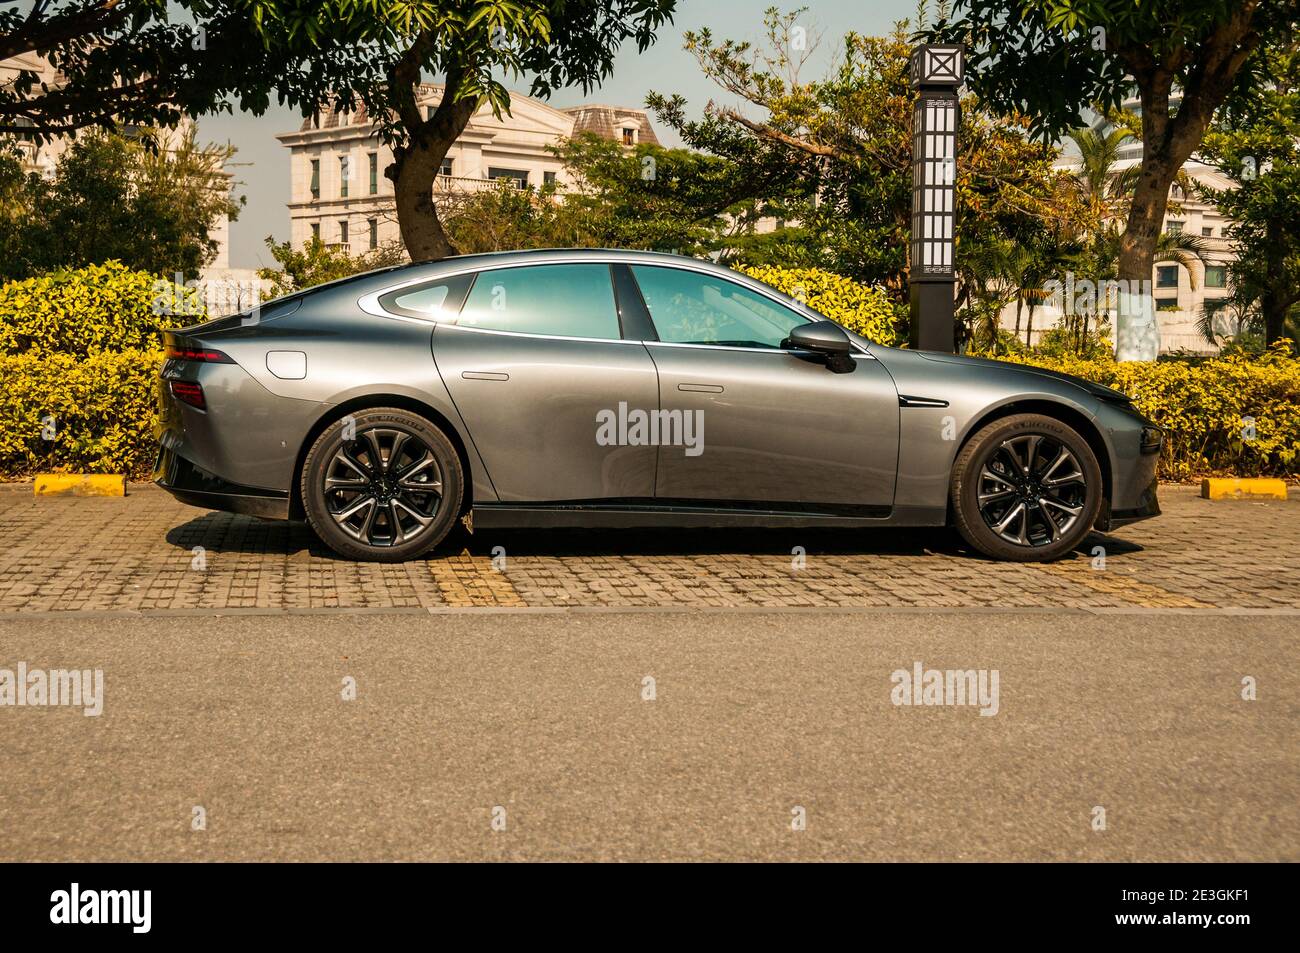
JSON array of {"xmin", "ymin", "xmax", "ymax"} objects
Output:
[{"xmin": 908, "ymin": 43, "xmax": 964, "ymax": 353}]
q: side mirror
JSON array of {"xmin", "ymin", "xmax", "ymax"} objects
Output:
[
  {"xmin": 783, "ymin": 320, "xmax": 852, "ymax": 355},
  {"xmin": 782, "ymin": 320, "xmax": 855, "ymax": 372}
]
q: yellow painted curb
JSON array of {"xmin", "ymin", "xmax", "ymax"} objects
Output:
[
  {"xmin": 33, "ymin": 474, "xmax": 126, "ymax": 497},
  {"xmin": 1200, "ymin": 478, "xmax": 1288, "ymax": 501}
]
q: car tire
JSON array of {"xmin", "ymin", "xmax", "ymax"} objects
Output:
[
  {"xmin": 950, "ymin": 413, "xmax": 1103, "ymax": 562},
  {"xmin": 301, "ymin": 408, "xmax": 464, "ymax": 562}
]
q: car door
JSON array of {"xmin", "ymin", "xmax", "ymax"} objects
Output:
[
  {"xmin": 430, "ymin": 261, "xmax": 659, "ymax": 502},
  {"xmin": 628, "ymin": 263, "xmax": 900, "ymax": 509}
]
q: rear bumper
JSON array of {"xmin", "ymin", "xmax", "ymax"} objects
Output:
[{"xmin": 154, "ymin": 446, "xmax": 290, "ymax": 520}]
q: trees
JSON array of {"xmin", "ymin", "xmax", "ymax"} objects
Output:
[
  {"xmin": 257, "ymin": 235, "xmax": 408, "ymax": 297},
  {"xmin": 646, "ymin": 10, "xmax": 1083, "ymax": 307},
  {"xmin": 927, "ymin": 0, "xmax": 1299, "ymax": 359},
  {"xmin": 1197, "ymin": 33, "xmax": 1300, "ymax": 348},
  {"xmin": 0, "ymin": 128, "xmax": 241, "ymax": 281},
  {"xmin": 0, "ymin": 1, "xmax": 282, "ymax": 141},
  {"xmin": 241, "ymin": 0, "xmax": 675, "ymax": 261}
]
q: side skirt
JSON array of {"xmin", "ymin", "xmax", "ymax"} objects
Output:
[{"xmin": 471, "ymin": 500, "xmax": 948, "ymax": 531}]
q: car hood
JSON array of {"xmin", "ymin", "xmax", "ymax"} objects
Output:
[{"xmin": 913, "ymin": 351, "xmax": 1131, "ymax": 404}]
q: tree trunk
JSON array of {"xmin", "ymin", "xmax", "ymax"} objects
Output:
[
  {"xmin": 1025, "ymin": 301, "xmax": 1035, "ymax": 348},
  {"xmin": 384, "ymin": 48, "xmax": 480, "ymax": 262},
  {"xmin": 1115, "ymin": 157, "xmax": 1170, "ymax": 360},
  {"xmin": 391, "ymin": 140, "xmax": 460, "ymax": 261},
  {"xmin": 1014, "ymin": 297, "xmax": 1023, "ymax": 339}
]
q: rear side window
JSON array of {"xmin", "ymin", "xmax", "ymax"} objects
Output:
[
  {"xmin": 456, "ymin": 263, "xmax": 619, "ymax": 340},
  {"xmin": 378, "ymin": 272, "xmax": 474, "ymax": 321},
  {"xmin": 630, "ymin": 264, "xmax": 807, "ymax": 348}
]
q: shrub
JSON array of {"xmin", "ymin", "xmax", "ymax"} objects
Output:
[
  {"xmin": 735, "ymin": 264, "xmax": 906, "ymax": 347},
  {"xmin": 992, "ymin": 343, "xmax": 1300, "ymax": 480},
  {"xmin": 0, "ymin": 261, "xmax": 199, "ymax": 357},
  {"xmin": 0, "ymin": 349, "xmax": 163, "ymax": 479}
]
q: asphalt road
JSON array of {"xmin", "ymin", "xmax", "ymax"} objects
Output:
[{"xmin": 0, "ymin": 608, "xmax": 1295, "ymax": 861}]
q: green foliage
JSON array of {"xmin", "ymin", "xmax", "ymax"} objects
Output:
[
  {"xmin": 992, "ymin": 343, "xmax": 1300, "ymax": 480},
  {"xmin": 0, "ymin": 2, "xmax": 285, "ymax": 143},
  {"xmin": 0, "ymin": 261, "xmax": 199, "ymax": 357},
  {"xmin": 258, "ymin": 235, "xmax": 408, "ymax": 296},
  {"xmin": 0, "ymin": 129, "xmax": 242, "ymax": 282},
  {"xmin": 649, "ymin": 11, "xmax": 1083, "ymax": 300},
  {"xmin": 1197, "ymin": 33, "xmax": 1300, "ymax": 347},
  {"xmin": 735, "ymin": 264, "xmax": 905, "ymax": 347},
  {"xmin": 0, "ymin": 349, "xmax": 163, "ymax": 479},
  {"xmin": 927, "ymin": 1, "xmax": 1288, "ymax": 141}
]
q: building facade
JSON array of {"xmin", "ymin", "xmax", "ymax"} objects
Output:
[{"xmin": 276, "ymin": 88, "xmax": 658, "ymax": 252}]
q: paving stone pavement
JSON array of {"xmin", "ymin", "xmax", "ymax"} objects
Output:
[{"xmin": 0, "ymin": 483, "xmax": 1295, "ymax": 614}]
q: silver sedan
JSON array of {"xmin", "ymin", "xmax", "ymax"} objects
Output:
[{"xmin": 155, "ymin": 249, "xmax": 1162, "ymax": 562}]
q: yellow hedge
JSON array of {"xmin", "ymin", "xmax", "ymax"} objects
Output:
[
  {"xmin": 995, "ymin": 346, "xmax": 1300, "ymax": 480},
  {"xmin": 0, "ymin": 261, "xmax": 199, "ymax": 357},
  {"xmin": 735, "ymin": 264, "xmax": 905, "ymax": 347},
  {"xmin": 0, "ymin": 349, "xmax": 163, "ymax": 479}
]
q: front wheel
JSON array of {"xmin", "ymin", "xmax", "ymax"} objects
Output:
[
  {"xmin": 950, "ymin": 413, "xmax": 1103, "ymax": 562},
  {"xmin": 301, "ymin": 408, "xmax": 464, "ymax": 562}
]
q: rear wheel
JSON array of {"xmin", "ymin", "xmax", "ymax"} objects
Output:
[
  {"xmin": 950, "ymin": 413, "xmax": 1103, "ymax": 562},
  {"xmin": 301, "ymin": 408, "xmax": 463, "ymax": 562}
]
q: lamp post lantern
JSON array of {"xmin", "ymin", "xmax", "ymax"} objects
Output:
[{"xmin": 908, "ymin": 43, "xmax": 964, "ymax": 353}]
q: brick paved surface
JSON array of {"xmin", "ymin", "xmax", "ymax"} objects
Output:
[{"xmin": 0, "ymin": 483, "xmax": 1295, "ymax": 613}]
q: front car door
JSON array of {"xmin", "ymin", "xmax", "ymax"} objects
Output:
[
  {"xmin": 430, "ymin": 261, "xmax": 659, "ymax": 502},
  {"xmin": 628, "ymin": 263, "xmax": 900, "ymax": 510}
]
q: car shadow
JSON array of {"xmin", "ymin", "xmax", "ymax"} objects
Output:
[{"xmin": 165, "ymin": 512, "xmax": 1144, "ymax": 562}]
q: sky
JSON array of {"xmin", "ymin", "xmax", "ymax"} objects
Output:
[{"xmin": 196, "ymin": 0, "xmax": 921, "ymax": 270}]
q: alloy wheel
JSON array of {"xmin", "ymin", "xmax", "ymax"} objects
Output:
[
  {"xmin": 975, "ymin": 433, "xmax": 1087, "ymax": 548},
  {"xmin": 324, "ymin": 427, "xmax": 444, "ymax": 547}
]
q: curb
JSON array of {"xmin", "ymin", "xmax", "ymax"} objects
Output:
[
  {"xmin": 33, "ymin": 474, "xmax": 126, "ymax": 497},
  {"xmin": 1200, "ymin": 478, "xmax": 1288, "ymax": 501}
]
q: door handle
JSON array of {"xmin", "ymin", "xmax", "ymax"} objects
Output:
[
  {"xmin": 462, "ymin": 371, "xmax": 509, "ymax": 381},
  {"xmin": 678, "ymin": 382, "xmax": 723, "ymax": 393}
]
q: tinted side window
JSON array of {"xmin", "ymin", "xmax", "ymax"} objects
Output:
[
  {"xmin": 457, "ymin": 264, "xmax": 619, "ymax": 339},
  {"xmin": 378, "ymin": 272, "xmax": 474, "ymax": 321},
  {"xmin": 630, "ymin": 265, "xmax": 807, "ymax": 348}
]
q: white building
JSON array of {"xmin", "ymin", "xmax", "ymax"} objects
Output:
[{"xmin": 276, "ymin": 88, "xmax": 658, "ymax": 252}]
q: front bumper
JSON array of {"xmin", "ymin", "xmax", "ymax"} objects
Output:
[
  {"xmin": 154, "ymin": 446, "xmax": 290, "ymax": 520},
  {"xmin": 1095, "ymin": 478, "xmax": 1161, "ymax": 531}
]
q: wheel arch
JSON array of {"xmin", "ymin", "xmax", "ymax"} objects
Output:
[
  {"xmin": 955, "ymin": 399, "xmax": 1114, "ymax": 506},
  {"xmin": 290, "ymin": 394, "xmax": 475, "ymax": 520}
]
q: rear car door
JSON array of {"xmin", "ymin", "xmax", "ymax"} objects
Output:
[
  {"xmin": 629, "ymin": 263, "xmax": 900, "ymax": 509},
  {"xmin": 430, "ymin": 262, "xmax": 659, "ymax": 502}
]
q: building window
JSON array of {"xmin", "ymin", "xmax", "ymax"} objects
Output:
[
  {"xmin": 310, "ymin": 222, "xmax": 320, "ymax": 240},
  {"xmin": 339, "ymin": 155, "xmax": 349, "ymax": 197},
  {"xmin": 543, "ymin": 170, "xmax": 557, "ymax": 187},
  {"xmin": 1202, "ymin": 226, "xmax": 1213, "ymax": 237},
  {"xmin": 487, "ymin": 167, "xmax": 528, "ymax": 189},
  {"xmin": 368, "ymin": 153, "xmax": 378, "ymax": 194},
  {"xmin": 1204, "ymin": 265, "xmax": 1227, "ymax": 288},
  {"xmin": 368, "ymin": 218, "xmax": 378, "ymax": 251},
  {"xmin": 1155, "ymin": 298, "xmax": 1179, "ymax": 312},
  {"xmin": 310, "ymin": 159, "xmax": 320, "ymax": 200},
  {"xmin": 1155, "ymin": 265, "xmax": 1179, "ymax": 289},
  {"xmin": 621, "ymin": 127, "xmax": 636, "ymax": 145},
  {"xmin": 339, "ymin": 220, "xmax": 349, "ymax": 247},
  {"xmin": 440, "ymin": 158, "xmax": 454, "ymax": 177},
  {"xmin": 1166, "ymin": 220, "xmax": 1184, "ymax": 235}
]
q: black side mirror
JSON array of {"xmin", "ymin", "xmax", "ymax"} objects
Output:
[{"xmin": 782, "ymin": 320, "xmax": 855, "ymax": 372}]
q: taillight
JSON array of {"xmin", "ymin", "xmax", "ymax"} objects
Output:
[
  {"xmin": 170, "ymin": 380, "xmax": 206, "ymax": 410},
  {"xmin": 166, "ymin": 345, "xmax": 234, "ymax": 363}
]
